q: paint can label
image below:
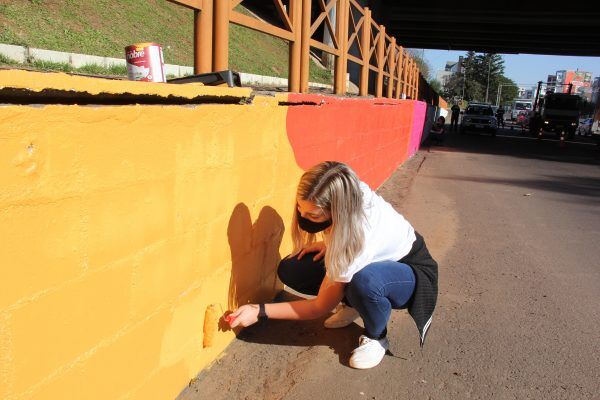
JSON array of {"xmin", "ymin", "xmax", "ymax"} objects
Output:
[{"xmin": 125, "ymin": 43, "xmax": 166, "ymax": 83}]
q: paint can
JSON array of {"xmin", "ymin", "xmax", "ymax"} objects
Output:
[{"xmin": 125, "ymin": 42, "xmax": 166, "ymax": 83}]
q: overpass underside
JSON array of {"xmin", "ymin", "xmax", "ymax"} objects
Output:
[{"xmin": 375, "ymin": 1, "xmax": 600, "ymax": 56}]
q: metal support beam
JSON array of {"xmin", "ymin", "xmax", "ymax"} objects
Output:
[
  {"xmin": 288, "ymin": 0, "xmax": 301, "ymax": 92},
  {"xmin": 359, "ymin": 7, "xmax": 371, "ymax": 96},
  {"xmin": 334, "ymin": 0, "xmax": 348, "ymax": 95},
  {"xmin": 376, "ymin": 25, "xmax": 385, "ymax": 98},
  {"xmin": 386, "ymin": 37, "xmax": 396, "ymax": 99},
  {"xmin": 213, "ymin": 0, "xmax": 229, "ymax": 71},
  {"xmin": 394, "ymin": 46, "xmax": 402, "ymax": 99},
  {"xmin": 195, "ymin": 0, "xmax": 213, "ymax": 74},
  {"xmin": 300, "ymin": 0, "xmax": 312, "ymax": 92}
]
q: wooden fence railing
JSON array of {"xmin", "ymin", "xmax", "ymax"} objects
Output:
[{"xmin": 167, "ymin": 0, "xmax": 423, "ymax": 99}]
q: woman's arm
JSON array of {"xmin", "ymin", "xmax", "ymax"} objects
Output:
[{"xmin": 228, "ymin": 276, "xmax": 346, "ymax": 328}]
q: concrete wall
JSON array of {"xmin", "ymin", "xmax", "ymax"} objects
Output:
[{"xmin": 0, "ymin": 70, "xmax": 428, "ymax": 400}]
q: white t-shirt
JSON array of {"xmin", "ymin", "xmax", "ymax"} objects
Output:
[{"xmin": 331, "ymin": 181, "xmax": 416, "ymax": 283}]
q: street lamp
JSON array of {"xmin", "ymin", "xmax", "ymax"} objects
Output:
[{"xmin": 461, "ymin": 63, "xmax": 467, "ymax": 102}]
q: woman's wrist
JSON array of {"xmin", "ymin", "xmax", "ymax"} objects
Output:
[{"xmin": 258, "ymin": 303, "xmax": 268, "ymax": 320}]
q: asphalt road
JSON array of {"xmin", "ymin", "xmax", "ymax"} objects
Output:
[{"xmin": 180, "ymin": 127, "xmax": 600, "ymax": 400}]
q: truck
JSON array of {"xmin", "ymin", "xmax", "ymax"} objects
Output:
[
  {"xmin": 510, "ymin": 99, "xmax": 533, "ymax": 121},
  {"xmin": 539, "ymin": 93, "xmax": 581, "ymax": 138}
]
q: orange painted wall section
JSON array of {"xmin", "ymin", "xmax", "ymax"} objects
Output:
[
  {"xmin": 286, "ymin": 94, "xmax": 420, "ymax": 189},
  {"xmin": 0, "ymin": 71, "xmax": 428, "ymax": 400}
]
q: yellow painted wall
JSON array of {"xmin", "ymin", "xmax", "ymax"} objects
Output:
[{"xmin": 0, "ymin": 71, "xmax": 303, "ymax": 400}]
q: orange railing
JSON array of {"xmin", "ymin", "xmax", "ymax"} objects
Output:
[{"xmin": 167, "ymin": 0, "xmax": 422, "ymax": 99}]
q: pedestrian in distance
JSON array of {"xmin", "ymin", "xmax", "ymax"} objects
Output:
[
  {"xmin": 226, "ymin": 161, "xmax": 438, "ymax": 369},
  {"xmin": 496, "ymin": 106, "xmax": 505, "ymax": 129},
  {"xmin": 450, "ymin": 103, "xmax": 460, "ymax": 131},
  {"xmin": 517, "ymin": 111, "xmax": 528, "ymax": 134}
]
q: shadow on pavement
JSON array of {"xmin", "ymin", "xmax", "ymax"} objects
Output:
[
  {"xmin": 426, "ymin": 174, "xmax": 600, "ymax": 204},
  {"xmin": 432, "ymin": 126, "xmax": 600, "ymax": 166},
  {"xmin": 235, "ymin": 290, "xmax": 364, "ymax": 366},
  {"xmin": 178, "ymin": 291, "xmax": 365, "ymax": 400}
]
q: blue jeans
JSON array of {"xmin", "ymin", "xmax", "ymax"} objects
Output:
[{"xmin": 278, "ymin": 254, "xmax": 416, "ymax": 340}]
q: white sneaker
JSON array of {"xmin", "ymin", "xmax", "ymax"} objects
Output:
[
  {"xmin": 324, "ymin": 304, "xmax": 360, "ymax": 328},
  {"xmin": 349, "ymin": 335, "xmax": 389, "ymax": 369}
]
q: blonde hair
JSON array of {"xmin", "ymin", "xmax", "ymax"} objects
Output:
[{"xmin": 291, "ymin": 161, "xmax": 365, "ymax": 280}]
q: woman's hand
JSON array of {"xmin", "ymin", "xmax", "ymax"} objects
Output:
[
  {"xmin": 297, "ymin": 241, "xmax": 326, "ymax": 261},
  {"xmin": 227, "ymin": 304, "xmax": 259, "ymax": 328}
]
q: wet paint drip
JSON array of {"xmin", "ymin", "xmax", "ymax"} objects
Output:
[{"xmin": 202, "ymin": 304, "xmax": 219, "ymax": 348}]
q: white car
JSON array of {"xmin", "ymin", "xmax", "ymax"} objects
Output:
[{"xmin": 460, "ymin": 104, "xmax": 498, "ymax": 136}]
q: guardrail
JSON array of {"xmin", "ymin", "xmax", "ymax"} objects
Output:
[{"xmin": 167, "ymin": 0, "xmax": 422, "ymax": 99}]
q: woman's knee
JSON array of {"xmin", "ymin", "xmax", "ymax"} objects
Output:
[
  {"xmin": 277, "ymin": 256, "xmax": 297, "ymax": 286},
  {"xmin": 277, "ymin": 254, "xmax": 325, "ymax": 296}
]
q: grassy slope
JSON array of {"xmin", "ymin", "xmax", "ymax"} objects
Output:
[{"xmin": 0, "ymin": 0, "xmax": 332, "ymax": 83}]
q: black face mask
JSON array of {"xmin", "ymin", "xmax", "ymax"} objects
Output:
[{"xmin": 296, "ymin": 209, "xmax": 332, "ymax": 233}]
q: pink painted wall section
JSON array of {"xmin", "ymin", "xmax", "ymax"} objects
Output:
[
  {"xmin": 408, "ymin": 101, "xmax": 428, "ymax": 157},
  {"xmin": 400, "ymin": 100, "xmax": 416, "ymax": 161},
  {"xmin": 285, "ymin": 94, "xmax": 418, "ymax": 189}
]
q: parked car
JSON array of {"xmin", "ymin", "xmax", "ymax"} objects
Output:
[
  {"xmin": 577, "ymin": 118, "xmax": 593, "ymax": 136},
  {"xmin": 460, "ymin": 103, "xmax": 498, "ymax": 136}
]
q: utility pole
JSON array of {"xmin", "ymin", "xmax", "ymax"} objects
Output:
[
  {"xmin": 461, "ymin": 60, "xmax": 467, "ymax": 101},
  {"xmin": 496, "ymin": 83, "xmax": 513, "ymax": 106},
  {"xmin": 485, "ymin": 54, "xmax": 492, "ymax": 103},
  {"xmin": 462, "ymin": 70, "xmax": 466, "ymax": 101},
  {"xmin": 496, "ymin": 84, "xmax": 503, "ymax": 106}
]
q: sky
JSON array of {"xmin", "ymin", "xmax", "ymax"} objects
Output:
[{"xmin": 416, "ymin": 49, "xmax": 600, "ymax": 88}]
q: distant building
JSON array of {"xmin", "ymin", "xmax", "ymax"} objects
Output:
[
  {"xmin": 546, "ymin": 75, "xmax": 557, "ymax": 92},
  {"xmin": 436, "ymin": 56, "xmax": 464, "ymax": 89},
  {"xmin": 592, "ymin": 77, "xmax": 600, "ymax": 104},
  {"xmin": 517, "ymin": 86, "xmax": 535, "ymax": 99},
  {"xmin": 578, "ymin": 87, "xmax": 593, "ymax": 102},
  {"xmin": 555, "ymin": 69, "xmax": 593, "ymax": 94}
]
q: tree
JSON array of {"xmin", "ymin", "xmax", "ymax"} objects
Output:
[
  {"xmin": 442, "ymin": 51, "xmax": 517, "ymax": 105},
  {"xmin": 429, "ymin": 79, "xmax": 442, "ymax": 93},
  {"xmin": 407, "ymin": 49, "xmax": 431, "ymax": 81},
  {"xmin": 497, "ymin": 76, "xmax": 518, "ymax": 106},
  {"xmin": 473, "ymin": 53, "xmax": 505, "ymax": 103},
  {"xmin": 441, "ymin": 73, "xmax": 463, "ymax": 102},
  {"xmin": 442, "ymin": 51, "xmax": 481, "ymax": 102}
]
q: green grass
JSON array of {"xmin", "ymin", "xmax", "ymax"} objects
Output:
[
  {"xmin": 0, "ymin": 53, "xmax": 129, "ymax": 77},
  {"xmin": 77, "ymin": 63, "xmax": 128, "ymax": 76},
  {"xmin": 0, "ymin": 0, "xmax": 332, "ymax": 84},
  {"xmin": 0, "ymin": 52, "xmax": 19, "ymax": 66},
  {"xmin": 30, "ymin": 59, "xmax": 75, "ymax": 73}
]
